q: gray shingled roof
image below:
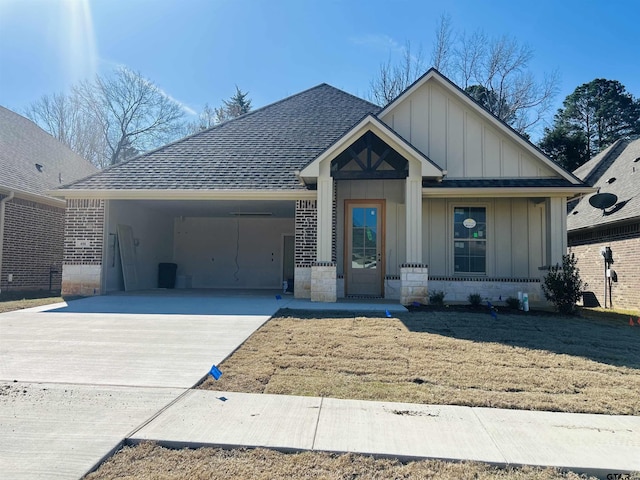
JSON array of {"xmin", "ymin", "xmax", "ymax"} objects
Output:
[
  {"xmin": 61, "ymin": 84, "xmax": 379, "ymax": 191},
  {"xmin": 572, "ymin": 139, "xmax": 627, "ymax": 186},
  {"xmin": 568, "ymin": 138, "xmax": 640, "ymax": 231},
  {"xmin": 423, "ymin": 178, "xmax": 579, "ymax": 189},
  {"xmin": 0, "ymin": 106, "xmax": 97, "ymax": 198}
]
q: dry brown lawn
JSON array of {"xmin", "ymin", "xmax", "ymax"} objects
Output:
[
  {"xmin": 199, "ymin": 308, "xmax": 640, "ymax": 415},
  {"xmin": 0, "ymin": 294, "xmax": 64, "ymax": 313},
  {"xmin": 86, "ymin": 442, "xmax": 598, "ymax": 480}
]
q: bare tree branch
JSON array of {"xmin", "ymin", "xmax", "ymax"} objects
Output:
[
  {"xmin": 24, "ymin": 91, "xmax": 109, "ymax": 168},
  {"xmin": 368, "ymin": 41, "xmax": 424, "ymax": 106},
  {"xmin": 430, "ymin": 13, "xmax": 453, "ymax": 72},
  {"xmin": 367, "ymin": 19, "xmax": 559, "ymax": 136},
  {"xmin": 74, "ymin": 67, "xmax": 185, "ymax": 165}
]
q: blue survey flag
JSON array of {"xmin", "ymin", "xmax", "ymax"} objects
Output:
[
  {"xmin": 487, "ymin": 301, "xmax": 498, "ymax": 319},
  {"xmin": 210, "ymin": 364, "xmax": 223, "ymax": 380}
]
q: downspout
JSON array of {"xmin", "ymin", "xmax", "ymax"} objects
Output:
[{"xmin": 0, "ymin": 191, "xmax": 15, "ymax": 294}]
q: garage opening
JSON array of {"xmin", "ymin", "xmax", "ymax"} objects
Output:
[{"xmin": 104, "ymin": 199, "xmax": 295, "ymax": 293}]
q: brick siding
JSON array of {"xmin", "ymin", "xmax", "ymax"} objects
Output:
[
  {"xmin": 332, "ymin": 181, "xmax": 337, "ymax": 263},
  {"xmin": 1, "ymin": 196, "xmax": 65, "ymax": 291},
  {"xmin": 64, "ymin": 199, "xmax": 105, "ymax": 265},
  {"xmin": 295, "ymin": 200, "xmax": 317, "ymax": 267},
  {"xmin": 569, "ymin": 222, "xmax": 640, "ymax": 312}
]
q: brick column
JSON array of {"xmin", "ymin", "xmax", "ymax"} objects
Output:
[
  {"xmin": 294, "ymin": 200, "xmax": 316, "ymax": 298},
  {"xmin": 62, "ymin": 199, "xmax": 105, "ymax": 296},
  {"xmin": 400, "ymin": 263, "xmax": 428, "ymax": 305}
]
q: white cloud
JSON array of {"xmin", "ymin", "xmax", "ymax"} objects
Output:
[
  {"xmin": 99, "ymin": 61, "xmax": 198, "ymax": 116},
  {"xmin": 156, "ymin": 87, "xmax": 198, "ymax": 116},
  {"xmin": 349, "ymin": 34, "xmax": 405, "ymax": 55}
]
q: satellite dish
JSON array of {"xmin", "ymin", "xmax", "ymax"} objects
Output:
[{"xmin": 589, "ymin": 192, "xmax": 618, "ymax": 212}]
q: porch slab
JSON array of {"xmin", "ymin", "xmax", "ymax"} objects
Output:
[{"xmin": 282, "ymin": 297, "xmax": 407, "ymax": 312}]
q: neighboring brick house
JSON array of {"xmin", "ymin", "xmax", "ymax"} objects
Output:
[
  {"xmin": 53, "ymin": 69, "xmax": 592, "ymax": 305},
  {"xmin": 568, "ymin": 139, "xmax": 640, "ymax": 311},
  {"xmin": 0, "ymin": 106, "xmax": 97, "ymax": 293}
]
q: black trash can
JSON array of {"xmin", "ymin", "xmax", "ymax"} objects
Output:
[{"xmin": 158, "ymin": 263, "xmax": 178, "ymax": 289}]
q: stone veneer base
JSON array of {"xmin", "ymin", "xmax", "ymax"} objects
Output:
[
  {"xmin": 294, "ymin": 267, "xmax": 311, "ymax": 299},
  {"xmin": 311, "ymin": 264, "xmax": 337, "ymax": 302},
  {"xmin": 400, "ymin": 265, "xmax": 428, "ymax": 305},
  {"xmin": 429, "ymin": 278, "xmax": 544, "ymax": 304},
  {"xmin": 62, "ymin": 264, "xmax": 102, "ymax": 296}
]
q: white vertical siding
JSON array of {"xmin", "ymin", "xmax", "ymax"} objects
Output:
[
  {"xmin": 379, "ymin": 79, "xmax": 563, "ymax": 180},
  {"xmin": 494, "ymin": 201, "xmax": 512, "ymax": 276},
  {"xmin": 429, "ymin": 85, "xmax": 448, "ymax": 169},
  {"xmin": 464, "ymin": 113, "xmax": 483, "ymax": 177},
  {"xmin": 483, "ymin": 128, "xmax": 501, "ymax": 177},
  {"xmin": 410, "ymin": 88, "xmax": 429, "ymax": 154},
  {"xmin": 423, "ymin": 198, "xmax": 447, "ymax": 274},
  {"xmin": 423, "ymin": 198, "xmax": 546, "ymax": 278}
]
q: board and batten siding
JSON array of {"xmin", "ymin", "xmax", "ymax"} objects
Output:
[
  {"xmin": 423, "ymin": 198, "xmax": 546, "ymax": 279},
  {"xmin": 380, "ymin": 81, "xmax": 556, "ymax": 178},
  {"xmin": 336, "ymin": 179, "xmax": 405, "ymax": 277}
]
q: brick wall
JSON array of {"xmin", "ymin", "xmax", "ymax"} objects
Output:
[
  {"xmin": 295, "ymin": 199, "xmax": 317, "ymax": 267},
  {"xmin": 1, "ymin": 196, "xmax": 65, "ymax": 291},
  {"xmin": 332, "ymin": 181, "xmax": 337, "ymax": 263},
  {"xmin": 63, "ymin": 199, "xmax": 105, "ymax": 265},
  {"xmin": 569, "ymin": 224, "xmax": 640, "ymax": 312}
]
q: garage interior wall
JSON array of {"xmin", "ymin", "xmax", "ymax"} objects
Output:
[
  {"xmin": 173, "ymin": 217, "xmax": 294, "ymax": 289},
  {"xmin": 105, "ymin": 200, "xmax": 174, "ymax": 291}
]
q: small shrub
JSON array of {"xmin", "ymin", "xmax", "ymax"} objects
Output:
[
  {"xmin": 541, "ymin": 253, "xmax": 586, "ymax": 315},
  {"xmin": 467, "ymin": 293, "xmax": 482, "ymax": 307},
  {"xmin": 429, "ymin": 290, "xmax": 445, "ymax": 306},
  {"xmin": 505, "ymin": 296, "xmax": 522, "ymax": 310}
]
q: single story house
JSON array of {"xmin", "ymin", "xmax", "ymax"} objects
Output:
[
  {"xmin": 568, "ymin": 138, "xmax": 640, "ymax": 311},
  {"xmin": 53, "ymin": 69, "xmax": 592, "ymax": 304},
  {"xmin": 0, "ymin": 105, "xmax": 97, "ymax": 293}
]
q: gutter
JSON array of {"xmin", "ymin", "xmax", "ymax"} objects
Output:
[{"xmin": 0, "ymin": 191, "xmax": 15, "ymax": 294}]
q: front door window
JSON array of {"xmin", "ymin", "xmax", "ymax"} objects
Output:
[
  {"xmin": 345, "ymin": 200, "xmax": 385, "ymax": 296},
  {"xmin": 351, "ymin": 207, "xmax": 378, "ymax": 269}
]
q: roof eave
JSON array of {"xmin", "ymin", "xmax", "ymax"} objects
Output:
[
  {"xmin": 422, "ymin": 186, "xmax": 597, "ymax": 198},
  {"xmin": 48, "ymin": 188, "xmax": 317, "ymax": 201},
  {"xmin": 1, "ymin": 186, "xmax": 66, "ymax": 207}
]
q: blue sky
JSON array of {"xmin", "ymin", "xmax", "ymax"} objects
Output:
[{"xmin": 1, "ymin": 0, "xmax": 638, "ymax": 141}]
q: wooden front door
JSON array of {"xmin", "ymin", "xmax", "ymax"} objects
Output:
[{"xmin": 345, "ymin": 200, "xmax": 385, "ymax": 297}]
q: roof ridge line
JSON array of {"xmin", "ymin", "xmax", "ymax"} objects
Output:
[{"xmin": 583, "ymin": 138, "xmax": 628, "ymax": 186}]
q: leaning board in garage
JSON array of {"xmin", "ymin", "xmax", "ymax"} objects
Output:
[{"xmin": 117, "ymin": 224, "xmax": 139, "ymax": 291}]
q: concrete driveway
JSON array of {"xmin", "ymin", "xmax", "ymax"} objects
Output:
[{"xmin": 0, "ymin": 292, "xmax": 278, "ymax": 479}]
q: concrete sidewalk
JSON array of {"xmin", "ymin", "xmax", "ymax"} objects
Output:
[{"xmin": 130, "ymin": 390, "xmax": 640, "ymax": 478}]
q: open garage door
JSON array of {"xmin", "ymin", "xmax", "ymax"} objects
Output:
[{"xmin": 104, "ymin": 199, "xmax": 295, "ymax": 293}]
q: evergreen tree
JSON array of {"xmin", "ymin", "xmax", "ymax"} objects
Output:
[{"xmin": 540, "ymin": 79, "xmax": 640, "ymax": 170}]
